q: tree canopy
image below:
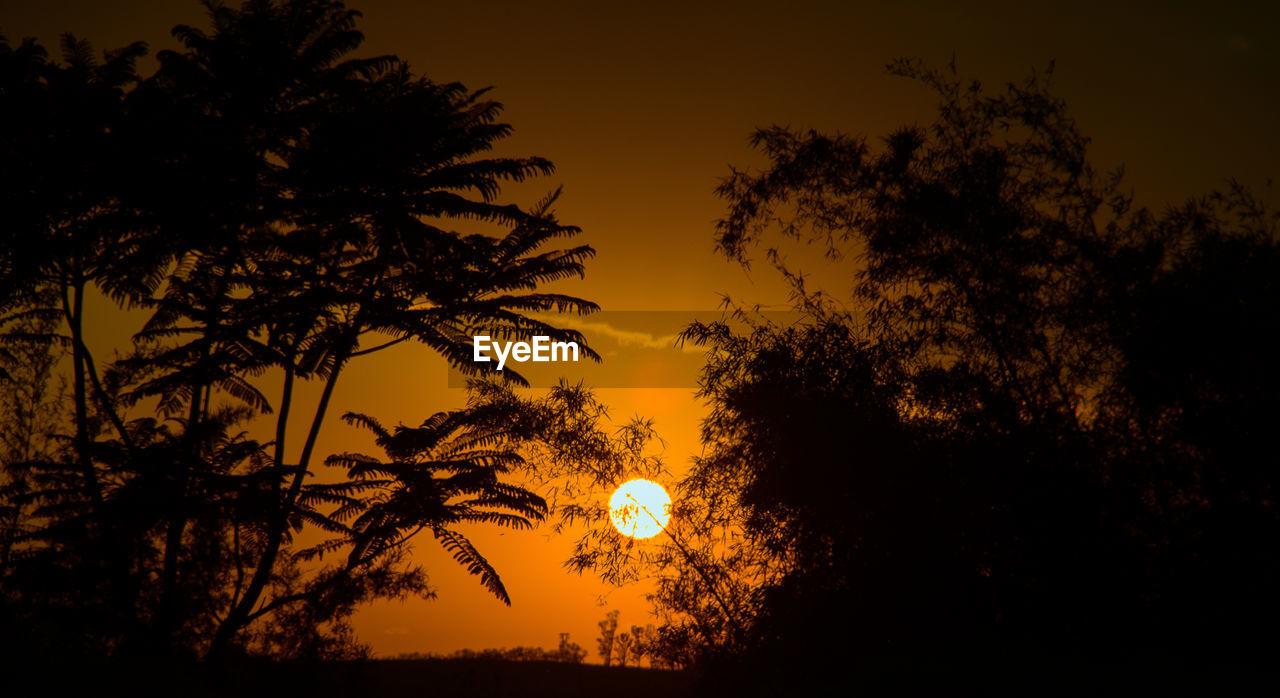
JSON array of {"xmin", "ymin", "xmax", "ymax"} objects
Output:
[
  {"xmin": 0, "ymin": 0, "xmax": 607, "ymax": 661},
  {"xmin": 625, "ymin": 59, "xmax": 1280, "ymax": 690}
]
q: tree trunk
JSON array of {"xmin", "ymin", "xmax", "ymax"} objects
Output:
[{"xmin": 207, "ymin": 339, "xmax": 351, "ymax": 659}]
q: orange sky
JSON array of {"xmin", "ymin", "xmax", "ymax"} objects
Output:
[{"xmin": 3, "ymin": 0, "xmax": 1277, "ymax": 659}]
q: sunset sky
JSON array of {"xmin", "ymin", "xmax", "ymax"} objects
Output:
[{"xmin": 3, "ymin": 0, "xmax": 1277, "ymax": 658}]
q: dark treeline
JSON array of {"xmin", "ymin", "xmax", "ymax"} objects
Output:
[
  {"xmin": 398, "ymin": 631, "xmax": 589, "ymax": 664},
  {"xmin": 0, "ymin": 0, "xmax": 620, "ymax": 664}
]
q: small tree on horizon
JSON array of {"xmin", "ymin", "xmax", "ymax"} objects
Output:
[
  {"xmin": 556, "ymin": 632, "xmax": 587, "ymax": 663},
  {"xmin": 613, "ymin": 630, "xmax": 633, "ymax": 667},
  {"xmin": 596, "ymin": 609, "xmax": 619, "ymax": 666},
  {"xmin": 628, "ymin": 624, "xmax": 653, "ymax": 667}
]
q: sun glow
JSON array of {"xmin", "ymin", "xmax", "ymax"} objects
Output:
[{"xmin": 609, "ymin": 479, "xmax": 671, "ymax": 539}]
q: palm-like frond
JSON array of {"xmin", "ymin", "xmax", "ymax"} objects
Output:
[
  {"xmin": 433, "ymin": 528, "xmax": 510, "ymax": 605},
  {"xmin": 1, "ymin": 0, "xmax": 609, "ymax": 655},
  {"xmin": 295, "ymin": 405, "xmax": 549, "ymax": 603}
]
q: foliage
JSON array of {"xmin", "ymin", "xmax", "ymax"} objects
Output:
[
  {"xmin": 590, "ymin": 610, "xmax": 663, "ymax": 668},
  {"xmin": 596, "ymin": 609, "xmax": 618, "ymax": 666},
  {"xmin": 613, "ymin": 629, "xmax": 633, "ymax": 667},
  {"xmin": 610, "ymin": 58, "xmax": 1280, "ymax": 688},
  {"xmin": 0, "ymin": 310, "xmax": 69, "ymax": 567},
  {"xmin": 627, "ymin": 624, "xmax": 655, "ymax": 667},
  {"xmin": 556, "ymin": 631, "xmax": 589, "ymax": 664},
  {"xmin": 0, "ymin": 0, "xmax": 606, "ymax": 661}
]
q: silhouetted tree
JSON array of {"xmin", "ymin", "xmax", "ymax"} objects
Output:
[
  {"xmin": 0, "ymin": 0, "xmax": 605, "ymax": 662},
  {"xmin": 596, "ymin": 609, "xmax": 619, "ymax": 666},
  {"xmin": 632, "ymin": 59, "xmax": 1277, "ymax": 691},
  {"xmin": 0, "ymin": 28, "xmax": 151, "ymax": 658},
  {"xmin": 556, "ymin": 632, "xmax": 588, "ymax": 663},
  {"xmin": 628, "ymin": 624, "xmax": 647, "ymax": 667},
  {"xmin": 614, "ymin": 629, "xmax": 633, "ymax": 667}
]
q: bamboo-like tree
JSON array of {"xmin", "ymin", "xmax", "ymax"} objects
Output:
[{"xmin": 643, "ymin": 59, "xmax": 1280, "ymax": 692}]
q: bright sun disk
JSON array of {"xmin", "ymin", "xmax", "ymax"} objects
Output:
[{"xmin": 609, "ymin": 479, "xmax": 671, "ymax": 539}]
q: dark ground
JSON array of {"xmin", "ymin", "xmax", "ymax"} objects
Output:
[
  {"xmin": 3, "ymin": 657, "xmax": 692, "ymax": 698},
  {"xmin": 4, "ymin": 654, "xmax": 1277, "ymax": 697}
]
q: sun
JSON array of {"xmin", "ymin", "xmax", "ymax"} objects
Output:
[{"xmin": 609, "ymin": 479, "xmax": 671, "ymax": 539}]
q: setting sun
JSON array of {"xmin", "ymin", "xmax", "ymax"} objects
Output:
[{"xmin": 609, "ymin": 479, "xmax": 672, "ymax": 539}]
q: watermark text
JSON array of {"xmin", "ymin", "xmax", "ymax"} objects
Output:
[{"xmin": 473, "ymin": 335, "xmax": 580, "ymax": 371}]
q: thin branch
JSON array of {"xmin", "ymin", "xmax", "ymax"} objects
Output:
[
  {"xmin": 629, "ymin": 492, "xmax": 745, "ymax": 642},
  {"xmin": 348, "ymin": 334, "xmax": 412, "ymax": 357}
]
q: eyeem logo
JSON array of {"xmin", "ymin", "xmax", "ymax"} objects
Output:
[{"xmin": 473, "ymin": 335, "xmax": 580, "ymax": 371}]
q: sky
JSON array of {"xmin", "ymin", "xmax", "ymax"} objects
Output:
[{"xmin": 3, "ymin": 0, "xmax": 1277, "ymax": 659}]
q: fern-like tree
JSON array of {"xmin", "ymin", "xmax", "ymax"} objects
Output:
[
  {"xmin": 229, "ymin": 396, "xmax": 559, "ymax": 659},
  {"xmin": 0, "ymin": 0, "xmax": 607, "ymax": 661},
  {"xmin": 0, "ymin": 29, "xmax": 153, "ymax": 655}
]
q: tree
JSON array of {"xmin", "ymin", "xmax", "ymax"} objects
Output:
[
  {"xmin": 0, "ymin": 28, "xmax": 151, "ymax": 659},
  {"xmin": 0, "ymin": 0, "xmax": 605, "ymax": 661},
  {"xmin": 596, "ymin": 609, "xmax": 619, "ymax": 666},
  {"xmin": 635, "ymin": 58, "xmax": 1278, "ymax": 689},
  {"xmin": 555, "ymin": 632, "xmax": 587, "ymax": 664},
  {"xmin": 613, "ymin": 629, "xmax": 633, "ymax": 667},
  {"xmin": 0, "ymin": 313, "xmax": 68, "ymax": 575},
  {"xmin": 627, "ymin": 624, "xmax": 653, "ymax": 667}
]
